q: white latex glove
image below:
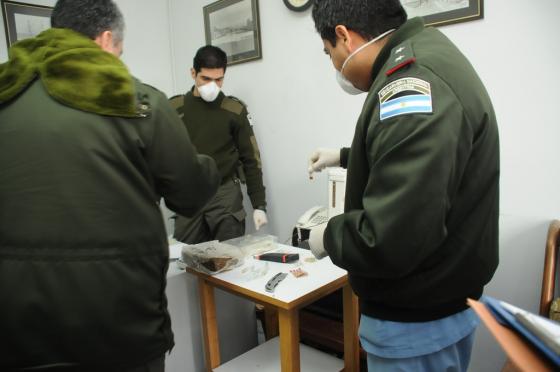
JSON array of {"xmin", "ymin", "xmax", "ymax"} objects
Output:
[
  {"xmin": 253, "ymin": 209, "xmax": 268, "ymax": 230},
  {"xmin": 308, "ymin": 148, "xmax": 340, "ymax": 179},
  {"xmin": 308, "ymin": 222, "xmax": 328, "ymax": 259}
]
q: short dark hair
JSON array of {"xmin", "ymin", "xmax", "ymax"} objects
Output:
[
  {"xmin": 51, "ymin": 0, "xmax": 125, "ymax": 42},
  {"xmin": 193, "ymin": 45, "xmax": 228, "ymax": 74},
  {"xmin": 312, "ymin": 0, "xmax": 407, "ymax": 46}
]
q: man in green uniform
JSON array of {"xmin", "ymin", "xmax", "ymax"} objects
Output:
[
  {"xmin": 307, "ymin": 1, "xmax": 499, "ymax": 371},
  {"xmin": 171, "ymin": 45, "xmax": 268, "ymax": 244},
  {"xmin": 0, "ymin": 0, "xmax": 219, "ymax": 370}
]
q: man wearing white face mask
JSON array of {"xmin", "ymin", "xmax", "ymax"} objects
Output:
[
  {"xmin": 307, "ymin": 0, "xmax": 499, "ymax": 371},
  {"xmin": 170, "ymin": 45, "xmax": 268, "ymax": 244}
]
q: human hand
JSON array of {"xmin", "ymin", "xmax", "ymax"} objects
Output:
[
  {"xmin": 253, "ymin": 209, "xmax": 268, "ymax": 230},
  {"xmin": 309, "ymin": 222, "xmax": 328, "ymax": 259},
  {"xmin": 308, "ymin": 148, "xmax": 340, "ymax": 179}
]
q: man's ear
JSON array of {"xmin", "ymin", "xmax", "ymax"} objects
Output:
[
  {"xmin": 334, "ymin": 25, "xmax": 352, "ymax": 51},
  {"xmin": 190, "ymin": 68, "xmax": 197, "ymax": 80},
  {"xmin": 334, "ymin": 25, "xmax": 366, "ymax": 53},
  {"xmin": 94, "ymin": 30, "xmax": 114, "ymax": 52}
]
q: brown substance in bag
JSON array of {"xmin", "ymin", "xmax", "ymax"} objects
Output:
[{"xmin": 200, "ymin": 257, "xmax": 234, "ymax": 272}]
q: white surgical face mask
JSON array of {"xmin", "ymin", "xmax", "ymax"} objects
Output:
[
  {"xmin": 198, "ymin": 81, "xmax": 221, "ymax": 102},
  {"xmin": 335, "ymin": 28, "xmax": 396, "ymax": 95}
]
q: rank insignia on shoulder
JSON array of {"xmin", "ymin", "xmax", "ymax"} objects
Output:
[
  {"xmin": 136, "ymin": 102, "xmax": 151, "ymax": 118},
  {"xmin": 228, "ymin": 95, "xmax": 246, "ymax": 106},
  {"xmin": 168, "ymin": 95, "xmax": 185, "ymax": 118},
  {"xmin": 386, "ymin": 41, "xmax": 416, "ymax": 76},
  {"xmin": 221, "ymin": 96, "xmax": 244, "ymax": 115},
  {"xmin": 378, "ymin": 77, "xmax": 432, "ymax": 121}
]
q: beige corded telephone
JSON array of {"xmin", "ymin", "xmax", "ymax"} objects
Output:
[{"xmin": 296, "ymin": 206, "xmax": 328, "ymax": 229}]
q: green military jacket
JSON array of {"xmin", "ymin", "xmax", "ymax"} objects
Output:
[
  {"xmin": 324, "ymin": 18, "xmax": 500, "ymax": 322},
  {"xmin": 170, "ymin": 90, "xmax": 266, "ymax": 209},
  {"xmin": 0, "ymin": 29, "xmax": 219, "ymax": 369}
]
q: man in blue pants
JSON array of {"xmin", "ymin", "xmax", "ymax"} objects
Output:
[{"xmin": 308, "ymin": 0, "xmax": 500, "ymax": 370}]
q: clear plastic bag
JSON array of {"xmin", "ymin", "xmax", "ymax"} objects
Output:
[
  {"xmin": 179, "ymin": 240, "xmax": 244, "ymax": 275},
  {"xmin": 221, "ymin": 234, "xmax": 278, "ymax": 257}
]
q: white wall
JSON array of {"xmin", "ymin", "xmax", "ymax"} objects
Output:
[
  {"xmin": 470, "ymin": 214, "xmax": 551, "ymax": 372},
  {"xmin": 115, "ymin": 0, "xmax": 175, "ymax": 96},
  {"xmin": 1, "ymin": 0, "xmax": 174, "ymax": 94},
  {"xmin": 441, "ymin": 0, "xmax": 560, "ymax": 220},
  {"xmin": 168, "ymin": 1, "xmax": 560, "ymax": 371}
]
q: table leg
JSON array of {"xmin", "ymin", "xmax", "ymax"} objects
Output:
[
  {"xmin": 278, "ymin": 308, "xmax": 300, "ymax": 372},
  {"xmin": 343, "ymin": 284, "xmax": 360, "ymax": 372},
  {"xmin": 263, "ymin": 304, "xmax": 279, "ymax": 340},
  {"xmin": 198, "ymin": 278, "xmax": 220, "ymax": 371}
]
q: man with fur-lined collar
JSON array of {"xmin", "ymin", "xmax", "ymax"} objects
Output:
[{"xmin": 0, "ymin": 0, "xmax": 220, "ymax": 370}]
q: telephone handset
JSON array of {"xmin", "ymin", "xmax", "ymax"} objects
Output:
[{"xmin": 296, "ymin": 206, "xmax": 328, "ymax": 229}]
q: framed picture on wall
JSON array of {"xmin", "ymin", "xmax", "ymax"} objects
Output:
[
  {"xmin": 203, "ymin": 0, "xmax": 262, "ymax": 66},
  {"xmin": 1, "ymin": 0, "xmax": 52, "ymax": 47},
  {"xmin": 400, "ymin": 0, "xmax": 483, "ymax": 27}
]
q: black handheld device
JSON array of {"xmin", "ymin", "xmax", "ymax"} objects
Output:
[{"xmin": 254, "ymin": 253, "xmax": 299, "ymax": 263}]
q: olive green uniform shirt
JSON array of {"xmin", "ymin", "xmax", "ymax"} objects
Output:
[{"xmin": 170, "ymin": 89, "xmax": 266, "ymax": 209}]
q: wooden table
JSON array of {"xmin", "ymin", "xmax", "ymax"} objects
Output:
[{"xmin": 185, "ymin": 245, "xmax": 360, "ymax": 372}]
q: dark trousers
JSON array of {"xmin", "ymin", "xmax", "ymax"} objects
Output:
[{"xmin": 173, "ymin": 178, "xmax": 246, "ymax": 244}]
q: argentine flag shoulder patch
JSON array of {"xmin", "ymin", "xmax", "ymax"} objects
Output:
[{"xmin": 378, "ymin": 77, "xmax": 433, "ymax": 121}]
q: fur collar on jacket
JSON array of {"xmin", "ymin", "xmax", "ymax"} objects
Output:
[{"xmin": 0, "ymin": 28, "xmax": 137, "ymax": 117}]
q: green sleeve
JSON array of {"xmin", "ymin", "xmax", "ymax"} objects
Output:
[
  {"xmin": 233, "ymin": 106, "xmax": 266, "ymax": 208},
  {"xmin": 324, "ymin": 77, "xmax": 469, "ymax": 278},
  {"xmin": 143, "ymin": 88, "xmax": 220, "ymax": 217}
]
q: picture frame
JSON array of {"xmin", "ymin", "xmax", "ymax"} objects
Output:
[
  {"xmin": 400, "ymin": 0, "xmax": 483, "ymax": 27},
  {"xmin": 203, "ymin": 0, "xmax": 262, "ymax": 66},
  {"xmin": 2, "ymin": 0, "xmax": 52, "ymax": 47}
]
